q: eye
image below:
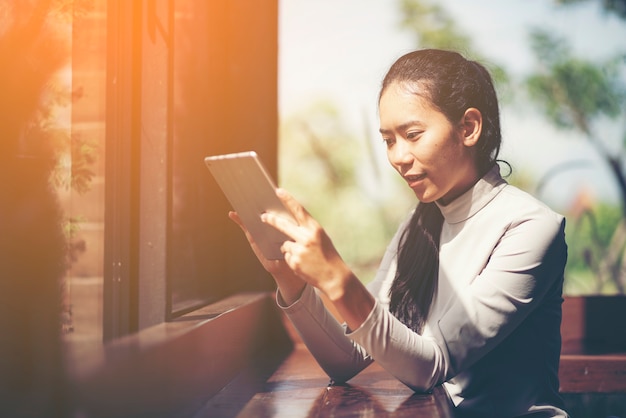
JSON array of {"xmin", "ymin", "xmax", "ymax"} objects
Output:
[
  {"xmin": 382, "ymin": 136, "xmax": 395, "ymax": 147},
  {"xmin": 406, "ymin": 130, "xmax": 423, "ymax": 141}
]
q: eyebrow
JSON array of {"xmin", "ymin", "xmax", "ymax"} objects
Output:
[{"xmin": 379, "ymin": 120, "xmax": 423, "ymax": 135}]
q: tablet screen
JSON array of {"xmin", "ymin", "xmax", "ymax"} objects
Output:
[{"xmin": 204, "ymin": 151, "xmax": 295, "ymax": 260}]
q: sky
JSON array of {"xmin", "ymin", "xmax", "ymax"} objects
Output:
[{"xmin": 278, "ymin": 0, "xmax": 626, "ymax": 211}]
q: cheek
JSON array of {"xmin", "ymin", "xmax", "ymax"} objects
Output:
[
  {"xmin": 386, "ymin": 150, "xmax": 401, "ymax": 174},
  {"xmin": 439, "ymin": 135, "xmax": 466, "ymax": 163},
  {"xmin": 426, "ymin": 144, "xmax": 463, "ymax": 181},
  {"xmin": 385, "ymin": 148, "xmax": 393, "ymax": 166}
]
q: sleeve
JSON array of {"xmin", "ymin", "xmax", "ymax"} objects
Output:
[
  {"xmin": 348, "ymin": 212, "xmax": 567, "ymax": 392},
  {"xmin": 347, "ymin": 301, "xmax": 448, "ymax": 392},
  {"xmin": 277, "ymin": 212, "xmax": 413, "ymax": 383},
  {"xmin": 277, "ymin": 285, "xmax": 373, "ymax": 383}
]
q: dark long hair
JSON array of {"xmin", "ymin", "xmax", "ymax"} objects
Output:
[{"xmin": 382, "ymin": 49, "xmax": 502, "ymax": 332}]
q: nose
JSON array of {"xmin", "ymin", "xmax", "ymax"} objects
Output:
[{"xmin": 388, "ymin": 139, "xmax": 414, "ymax": 171}]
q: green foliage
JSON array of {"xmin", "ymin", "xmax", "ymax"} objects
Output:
[
  {"xmin": 555, "ymin": 0, "xmax": 626, "ymax": 20},
  {"xmin": 567, "ymin": 204, "xmax": 621, "ymax": 270},
  {"xmin": 565, "ymin": 203, "xmax": 625, "ymax": 294},
  {"xmin": 524, "ymin": 25, "xmax": 626, "ymax": 295},
  {"xmin": 526, "ymin": 30, "xmax": 625, "ymax": 133},
  {"xmin": 280, "ymin": 101, "xmax": 415, "ymax": 283},
  {"xmin": 398, "ymin": 0, "xmax": 472, "ymax": 52},
  {"xmin": 51, "ymin": 134, "xmax": 98, "ymax": 195},
  {"xmin": 396, "ymin": 0, "xmax": 512, "ymax": 103},
  {"xmin": 395, "ymin": 0, "xmax": 626, "ymax": 294},
  {"xmin": 0, "ymin": 0, "xmax": 97, "ymax": 196},
  {"xmin": 0, "ymin": 1, "xmax": 97, "ymax": 286}
]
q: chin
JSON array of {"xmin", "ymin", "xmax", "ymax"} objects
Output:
[
  {"xmin": 414, "ymin": 193, "xmax": 437, "ymax": 204},
  {"xmin": 411, "ymin": 185, "xmax": 442, "ymax": 204}
]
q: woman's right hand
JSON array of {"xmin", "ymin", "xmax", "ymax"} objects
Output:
[{"xmin": 228, "ymin": 211, "xmax": 306, "ymax": 304}]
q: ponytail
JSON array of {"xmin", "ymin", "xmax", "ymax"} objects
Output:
[{"xmin": 389, "ymin": 202, "xmax": 444, "ymax": 333}]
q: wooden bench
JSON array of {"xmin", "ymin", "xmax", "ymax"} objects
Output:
[
  {"xmin": 558, "ymin": 296, "xmax": 626, "ymax": 417},
  {"xmin": 559, "ymin": 295, "xmax": 626, "ymax": 393}
]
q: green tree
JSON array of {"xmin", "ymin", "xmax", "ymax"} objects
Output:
[
  {"xmin": 397, "ymin": 0, "xmax": 510, "ymax": 98},
  {"xmin": 398, "ymin": 0, "xmax": 472, "ymax": 51},
  {"xmin": 526, "ymin": 30, "xmax": 626, "ymax": 211},
  {"xmin": 565, "ymin": 203, "xmax": 623, "ymax": 294},
  {"xmin": 524, "ymin": 29, "xmax": 626, "ymax": 293},
  {"xmin": 556, "ymin": 0, "xmax": 626, "ymax": 20}
]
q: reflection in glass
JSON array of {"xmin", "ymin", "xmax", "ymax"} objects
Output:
[
  {"xmin": 61, "ymin": 1, "xmax": 107, "ymax": 348},
  {"xmin": 169, "ymin": 0, "xmax": 278, "ymax": 315}
]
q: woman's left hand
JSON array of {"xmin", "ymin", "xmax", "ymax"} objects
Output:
[{"xmin": 261, "ymin": 188, "xmax": 352, "ymax": 300}]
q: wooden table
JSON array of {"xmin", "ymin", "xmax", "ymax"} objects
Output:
[{"xmin": 198, "ymin": 340, "xmax": 455, "ymax": 418}]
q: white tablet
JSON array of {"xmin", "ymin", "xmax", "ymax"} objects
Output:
[{"xmin": 204, "ymin": 151, "xmax": 295, "ymax": 260}]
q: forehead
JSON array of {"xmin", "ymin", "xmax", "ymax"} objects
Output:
[
  {"xmin": 379, "ymin": 82, "xmax": 442, "ymax": 126},
  {"xmin": 381, "ymin": 79, "xmax": 432, "ymax": 102},
  {"xmin": 380, "ymin": 81, "xmax": 434, "ymax": 108}
]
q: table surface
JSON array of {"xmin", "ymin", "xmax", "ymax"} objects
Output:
[{"xmin": 198, "ymin": 340, "xmax": 455, "ymax": 418}]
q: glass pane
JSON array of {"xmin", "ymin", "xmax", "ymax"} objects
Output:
[
  {"xmin": 169, "ymin": 0, "xmax": 278, "ymax": 315},
  {"xmin": 170, "ymin": 1, "xmax": 223, "ymax": 314},
  {"xmin": 61, "ymin": 1, "xmax": 107, "ymax": 348}
]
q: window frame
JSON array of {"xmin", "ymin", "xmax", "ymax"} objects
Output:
[
  {"xmin": 103, "ymin": 0, "xmax": 144, "ymax": 340},
  {"xmin": 102, "ymin": 0, "xmax": 279, "ymax": 340}
]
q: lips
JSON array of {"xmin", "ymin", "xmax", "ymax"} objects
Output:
[{"xmin": 403, "ymin": 173, "xmax": 427, "ymax": 187}]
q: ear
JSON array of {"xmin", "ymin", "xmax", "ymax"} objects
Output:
[{"xmin": 461, "ymin": 108, "xmax": 482, "ymax": 147}]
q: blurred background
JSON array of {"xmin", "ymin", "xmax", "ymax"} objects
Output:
[{"xmin": 278, "ymin": 0, "xmax": 626, "ymax": 295}]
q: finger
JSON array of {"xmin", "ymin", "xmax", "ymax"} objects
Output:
[
  {"xmin": 280, "ymin": 240, "xmax": 297, "ymax": 255},
  {"xmin": 230, "ymin": 212, "xmax": 283, "ymax": 268},
  {"xmin": 276, "ymin": 188, "xmax": 313, "ymax": 226},
  {"xmin": 229, "ymin": 212, "xmax": 253, "ymax": 237},
  {"xmin": 229, "ymin": 211, "xmax": 259, "ymax": 245},
  {"xmin": 228, "ymin": 211, "xmax": 243, "ymax": 229},
  {"xmin": 280, "ymin": 241, "xmax": 300, "ymax": 270},
  {"xmin": 261, "ymin": 211, "xmax": 302, "ymax": 241}
]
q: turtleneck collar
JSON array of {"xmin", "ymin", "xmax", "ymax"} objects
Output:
[{"xmin": 435, "ymin": 165, "xmax": 507, "ymax": 224}]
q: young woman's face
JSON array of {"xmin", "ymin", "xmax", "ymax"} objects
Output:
[{"xmin": 379, "ymin": 82, "xmax": 479, "ymax": 204}]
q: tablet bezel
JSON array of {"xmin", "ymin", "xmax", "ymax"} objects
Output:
[{"xmin": 204, "ymin": 151, "xmax": 295, "ymax": 260}]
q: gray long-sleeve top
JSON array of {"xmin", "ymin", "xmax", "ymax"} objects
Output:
[{"xmin": 278, "ymin": 166, "xmax": 569, "ymax": 417}]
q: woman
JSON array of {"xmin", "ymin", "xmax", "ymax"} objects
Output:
[{"xmin": 230, "ymin": 49, "xmax": 568, "ymax": 417}]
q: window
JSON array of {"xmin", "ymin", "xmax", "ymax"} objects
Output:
[
  {"xmin": 168, "ymin": 0, "xmax": 279, "ymax": 316},
  {"xmin": 58, "ymin": 0, "xmax": 278, "ymax": 345}
]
